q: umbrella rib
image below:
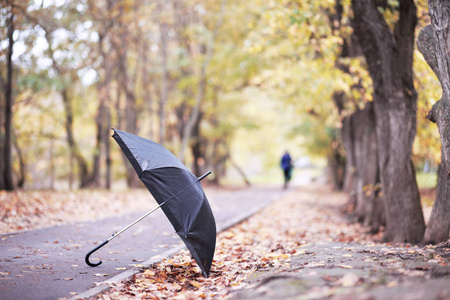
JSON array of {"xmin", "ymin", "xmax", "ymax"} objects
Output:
[
  {"xmin": 84, "ymin": 171, "xmax": 212, "ymax": 268},
  {"xmin": 107, "ymin": 201, "xmax": 166, "ymax": 242},
  {"xmin": 108, "ymin": 170, "xmax": 211, "ymax": 242}
]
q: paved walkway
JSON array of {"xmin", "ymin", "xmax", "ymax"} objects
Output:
[{"xmin": 0, "ymin": 186, "xmax": 290, "ymax": 300}]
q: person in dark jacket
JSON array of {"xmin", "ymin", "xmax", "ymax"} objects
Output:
[{"xmin": 280, "ymin": 150, "xmax": 293, "ymax": 189}]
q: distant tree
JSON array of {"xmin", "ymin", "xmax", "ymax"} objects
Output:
[
  {"xmin": 0, "ymin": 1, "xmax": 15, "ymax": 190},
  {"xmin": 351, "ymin": 0, "xmax": 425, "ymax": 243},
  {"xmin": 417, "ymin": 0, "xmax": 450, "ymax": 244},
  {"xmin": 330, "ymin": 0, "xmax": 384, "ymax": 231},
  {"xmin": 178, "ymin": 0, "xmax": 227, "ymax": 163}
]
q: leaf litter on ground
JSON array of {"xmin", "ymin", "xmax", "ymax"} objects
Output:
[
  {"xmin": 96, "ymin": 184, "xmax": 448, "ymax": 300},
  {"xmin": 0, "ymin": 189, "xmax": 157, "ymax": 234}
]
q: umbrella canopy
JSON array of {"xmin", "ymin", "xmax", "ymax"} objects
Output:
[{"xmin": 112, "ymin": 129, "xmax": 216, "ymax": 277}]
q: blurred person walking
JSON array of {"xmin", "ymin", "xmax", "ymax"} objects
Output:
[{"xmin": 281, "ymin": 150, "xmax": 293, "ymax": 189}]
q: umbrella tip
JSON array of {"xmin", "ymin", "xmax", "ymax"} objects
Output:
[{"xmin": 198, "ymin": 171, "xmax": 212, "ymax": 181}]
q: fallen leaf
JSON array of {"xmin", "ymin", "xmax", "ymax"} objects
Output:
[
  {"xmin": 338, "ymin": 273, "xmax": 360, "ymax": 287},
  {"xmin": 143, "ymin": 270, "xmax": 155, "ymax": 276},
  {"xmin": 387, "ymin": 281, "xmax": 398, "ymax": 288},
  {"xmin": 115, "ymin": 267, "xmax": 127, "ymax": 271},
  {"xmin": 190, "ymin": 281, "xmax": 202, "ymax": 288},
  {"xmin": 93, "ymin": 273, "xmax": 109, "ymax": 277},
  {"xmin": 336, "ymin": 264, "xmax": 353, "ymax": 269}
]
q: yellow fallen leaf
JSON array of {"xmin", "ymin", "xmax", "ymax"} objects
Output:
[
  {"xmin": 190, "ymin": 281, "xmax": 201, "ymax": 288},
  {"xmin": 387, "ymin": 281, "xmax": 397, "ymax": 288},
  {"xmin": 143, "ymin": 270, "xmax": 155, "ymax": 276},
  {"xmin": 93, "ymin": 273, "xmax": 109, "ymax": 277},
  {"xmin": 115, "ymin": 267, "xmax": 127, "ymax": 271},
  {"xmin": 179, "ymin": 277, "xmax": 188, "ymax": 283}
]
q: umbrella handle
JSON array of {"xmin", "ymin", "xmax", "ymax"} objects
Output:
[{"xmin": 85, "ymin": 240, "xmax": 109, "ymax": 267}]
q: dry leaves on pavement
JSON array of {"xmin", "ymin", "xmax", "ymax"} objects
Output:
[
  {"xmin": 97, "ymin": 184, "xmax": 381, "ymax": 299},
  {"xmin": 0, "ymin": 189, "xmax": 154, "ymax": 234}
]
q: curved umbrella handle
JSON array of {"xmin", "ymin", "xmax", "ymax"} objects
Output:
[{"xmin": 85, "ymin": 240, "xmax": 109, "ymax": 267}]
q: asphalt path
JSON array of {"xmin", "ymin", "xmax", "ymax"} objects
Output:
[{"xmin": 0, "ymin": 185, "xmax": 291, "ymax": 300}]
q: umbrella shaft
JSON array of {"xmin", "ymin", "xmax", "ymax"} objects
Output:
[
  {"xmin": 106, "ymin": 170, "xmax": 211, "ymax": 242},
  {"xmin": 107, "ymin": 201, "xmax": 166, "ymax": 242}
]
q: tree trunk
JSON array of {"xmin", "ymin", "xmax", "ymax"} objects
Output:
[
  {"xmin": 49, "ymin": 137, "xmax": 55, "ymax": 190},
  {"xmin": 417, "ymin": 2, "xmax": 450, "ymax": 244},
  {"xmin": 158, "ymin": 20, "xmax": 169, "ymax": 145},
  {"xmin": 352, "ymin": 102, "xmax": 384, "ymax": 231},
  {"xmin": 141, "ymin": 38, "xmax": 154, "ymax": 139},
  {"xmin": 105, "ymin": 106, "xmax": 112, "ymax": 190},
  {"xmin": 92, "ymin": 32, "xmax": 114, "ymax": 189},
  {"xmin": 423, "ymin": 156, "xmax": 450, "ymax": 244},
  {"xmin": 13, "ymin": 132, "xmax": 25, "ymax": 188},
  {"xmin": 88, "ymin": 103, "xmax": 104, "ymax": 188},
  {"xmin": 339, "ymin": 104, "xmax": 357, "ymax": 208},
  {"xmin": 352, "ymin": 0, "xmax": 425, "ymax": 243},
  {"xmin": 114, "ymin": 3, "xmax": 140, "ymax": 188},
  {"xmin": 1, "ymin": 10, "xmax": 15, "ymax": 190},
  {"xmin": 191, "ymin": 113, "xmax": 205, "ymax": 177},
  {"xmin": 62, "ymin": 89, "xmax": 90, "ymax": 188},
  {"xmin": 178, "ymin": 0, "xmax": 227, "ymax": 162},
  {"xmin": 229, "ymin": 158, "xmax": 251, "ymax": 187},
  {"xmin": 210, "ymin": 138, "xmax": 228, "ymax": 185},
  {"xmin": 328, "ymin": 136, "xmax": 345, "ymax": 190}
]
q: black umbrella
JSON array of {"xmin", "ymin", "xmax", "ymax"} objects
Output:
[{"xmin": 85, "ymin": 129, "xmax": 216, "ymax": 277}]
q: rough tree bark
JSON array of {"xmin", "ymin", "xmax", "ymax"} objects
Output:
[
  {"xmin": 417, "ymin": 2, "xmax": 450, "ymax": 244},
  {"xmin": 352, "ymin": 0, "xmax": 425, "ymax": 243},
  {"xmin": 352, "ymin": 103, "xmax": 384, "ymax": 231}
]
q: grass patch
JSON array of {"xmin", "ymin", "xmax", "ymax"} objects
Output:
[{"xmin": 416, "ymin": 171, "xmax": 437, "ymax": 189}]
